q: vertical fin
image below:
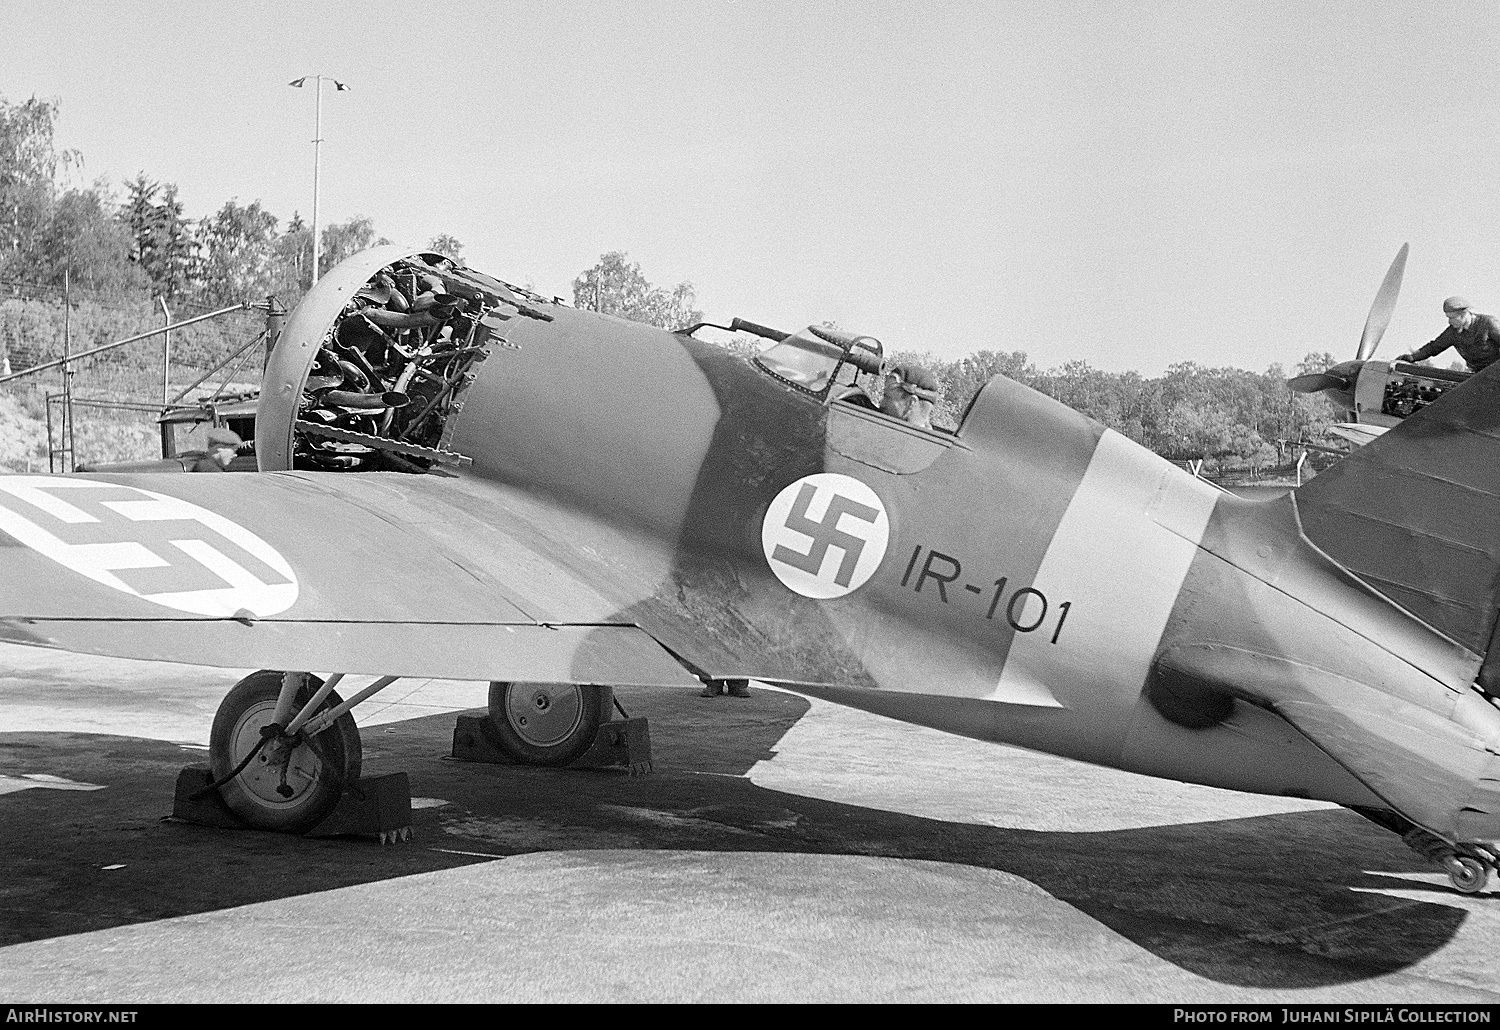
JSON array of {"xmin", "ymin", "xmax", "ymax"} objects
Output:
[{"xmin": 1294, "ymin": 363, "xmax": 1500, "ymax": 653}]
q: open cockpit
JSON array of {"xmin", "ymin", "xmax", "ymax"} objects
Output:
[{"xmin": 682, "ymin": 316, "xmax": 958, "ymax": 431}]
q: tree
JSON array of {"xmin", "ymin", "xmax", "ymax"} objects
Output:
[
  {"xmin": 1296, "ymin": 351, "xmax": 1339, "ymax": 377},
  {"xmin": 1028, "ymin": 359, "xmax": 1147, "ymax": 443},
  {"xmin": 120, "ymin": 174, "xmax": 159, "ymax": 270},
  {"xmin": 271, "ymin": 211, "xmax": 312, "ymax": 293},
  {"xmin": 37, "ymin": 187, "xmax": 147, "ymax": 295},
  {"xmin": 118, "ymin": 175, "xmax": 194, "ymax": 299},
  {"xmin": 0, "ymin": 95, "xmax": 78, "ymax": 280},
  {"xmin": 944, "ymin": 350, "xmax": 1036, "ymax": 399},
  {"xmin": 151, "ymin": 185, "xmax": 194, "ymax": 299},
  {"xmin": 196, "ymin": 199, "xmax": 278, "ymax": 303},
  {"xmin": 653, "ymin": 281, "xmax": 704, "ymax": 330},
  {"xmin": 319, "ymin": 215, "xmax": 375, "ymax": 276},
  {"xmin": 1288, "ymin": 350, "xmax": 1341, "ymax": 442},
  {"xmin": 1152, "ymin": 398, "xmax": 1251, "ymax": 462},
  {"xmin": 428, "ymin": 233, "xmax": 464, "ymax": 258},
  {"xmin": 572, "ymin": 251, "xmax": 704, "ymax": 329}
]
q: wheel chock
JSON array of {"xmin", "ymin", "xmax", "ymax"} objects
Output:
[
  {"xmin": 169, "ymin": 766, "xmax": 414, "ymax": 841},
  {"xmin": 308, "ymin": 772, "xmax": 413, "ymax": 842},
  {"xmin": 169, "ymin": 766, "xmax": 242, "ymax": 829},
  {"xmin": 451, "ymin": 715, "xmax": 653, "ymax": 774},
  {"xmin": 574, "ymin": 717, "xmax": 653, "ymax": 775}
]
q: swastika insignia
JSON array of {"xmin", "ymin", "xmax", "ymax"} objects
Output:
[
  {"xmin": 761, "ymin": 473, "xmax": 890, "ymax": 599},
  {"xmin": 0, "ymin": 477, "xmax": 299, "ymax": 618}
]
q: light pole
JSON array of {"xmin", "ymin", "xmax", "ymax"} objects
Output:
[{"xmin": 288, "ymin": 75, "xmax": 349, "ymax": 286}]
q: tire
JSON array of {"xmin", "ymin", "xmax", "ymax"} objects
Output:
[
  {"xmin": 209, "ymin": 670, "xmax": 362, "ymax": 834},
  {"xmin": 1447, "ymin": 855, "xmax": 1491, "ymax": 895},
  {"xmin": 485, "ymin": 681, "xmax": 606, "ymax": 766}
]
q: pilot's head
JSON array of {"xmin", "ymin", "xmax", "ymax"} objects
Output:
[
  {"xmin": 206, "ymin": 427, "xmax": 243, "ymax": 469},
  {"xmin": 881, "ymin": 364, "xmax": 940, "ymax": 429},
  {"xmin": 1444, "ymin": 296, "xmax": 1474, "ymax": 329}
]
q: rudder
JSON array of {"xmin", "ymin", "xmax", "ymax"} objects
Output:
[{"xmin": 1294, "ymin": 361, "xmax": 1500, "ymax": 662}]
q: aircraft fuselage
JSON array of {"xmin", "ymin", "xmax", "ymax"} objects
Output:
[{"xmin": 429, "ymin": 298, "xmax": 1495, "ymax": 816}]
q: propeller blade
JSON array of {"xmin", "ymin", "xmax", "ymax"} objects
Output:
[
  {"xmin": 1356, "ymin": 242, "xmax": 1408, "ymax": 360},
  {"xmin": 1287, "ymin": 371, "xmax": 1351, "ymax": 394}
]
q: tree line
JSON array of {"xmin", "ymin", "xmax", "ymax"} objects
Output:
[
  {"xmin": 567, "ymin": 251, "xmax": 1340, "ymax": 472},
  {"xmin": 899, "ymin": 349, "xmax": 1340, "ymax": 471},
  {"xmin": 0, "ymin": 94, "xmax": 464, "ymax": 308},
  {"xmin": 3, "ymin": 91, "xmax": 1341, "ymax": 473}
]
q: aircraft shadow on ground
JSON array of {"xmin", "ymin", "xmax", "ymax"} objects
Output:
[{"xmin": 0, "ymin": 687, "xmax": 1474, "ymax": 990}]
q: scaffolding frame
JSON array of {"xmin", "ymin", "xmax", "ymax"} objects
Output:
[{"xmin": 4, "ymin": 295, "xmax": 285, "ymax": 472}]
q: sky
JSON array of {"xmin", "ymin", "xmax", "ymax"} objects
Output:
[{"xmin": 3, "ymin": 0, "xmax": 1498, "ymax": 376}]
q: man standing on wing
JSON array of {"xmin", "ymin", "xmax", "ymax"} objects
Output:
[{"xmin": 1396, "ymin": 296, "xmax": 1500, "ymax": 373}]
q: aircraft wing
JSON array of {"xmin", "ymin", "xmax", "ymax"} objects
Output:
[
  {"xmin": 0, "ymin": 471, "xmax": 700, "ymax": 688},
  {"xmin": 1327, "ymin": 422, "xmax": 1389, "ymax": 447}
]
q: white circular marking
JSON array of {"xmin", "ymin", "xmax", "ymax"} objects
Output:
[
  {"xmin": 0, "ymin": 476, "xmax": 298, "ymax": 618},
  {"xmin": 761, "ymin": 473, "xmax": 890, "ymax": 599}
]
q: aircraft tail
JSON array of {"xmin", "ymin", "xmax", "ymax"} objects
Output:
[{"xmin": 1294, "ymin": 361, "xmax": 1500, "ymax": 665}]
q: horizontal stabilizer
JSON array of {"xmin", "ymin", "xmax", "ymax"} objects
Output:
[{"xmin": 1156, "ymin": 643, "xmax": 1500, "ymax": 841}]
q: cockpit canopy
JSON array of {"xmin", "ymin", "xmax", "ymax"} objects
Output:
[
  {"xmin": 755, "ymin": 325, "xmax": 883, "ymax": 397},
  {"xmin": 686, "ymin": 317, "xmax": 885, "ymax": 400}
]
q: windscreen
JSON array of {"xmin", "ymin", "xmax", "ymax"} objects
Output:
[{"xmin": 754, "ymin": 329, "xmax": 845, "ymax": 393}]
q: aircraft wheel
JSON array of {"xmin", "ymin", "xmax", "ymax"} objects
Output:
[
  {"xmin": 209, "ymin": 671, "xmax": 362, "ymax": 834},
  {"xmin": 485, "ymin": 681, "xmax": 606, "ymax": 766},
  {"xmin": 1445, "ymin": 855, "xmax": 1491, "ymax": 895}
]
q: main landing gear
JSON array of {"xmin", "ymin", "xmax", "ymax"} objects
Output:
[
  {"xmin": 452, "ymin": 681, "xmax": 652, "ymax": 774},
  {"xmin": 207, "ymin": 671, "xmax": 366, "ymax": 833},
  {"xmin": 200, "ymin": 671, "xmax": 640, "ymax": 834},
  {"xmin": 482, "ymin": 681, "xmax": 610, "ymax": 766}
]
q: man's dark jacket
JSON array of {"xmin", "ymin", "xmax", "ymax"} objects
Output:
[{"xmin": 1407, "ymin": 312, "xmax": 1500, "ymax": 371}]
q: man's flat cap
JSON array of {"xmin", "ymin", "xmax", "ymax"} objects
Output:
[
  {"xmin": 890, "ymin": 363, "xmax": 940, "ymax": 402},
  {"xmin": 1444, "ymin": 295, "xmax": 1472, "ymax": 313},
  {"xmin": 206, "ymin": 427, "xmax": 243, "ymax": 448},
  {"xmin": 892, "ymin": 363, "xmax": 939, "ymax": 392}
]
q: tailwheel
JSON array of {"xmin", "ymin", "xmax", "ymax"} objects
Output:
[
  {"xmin": 209, "ymin": 670, "xmax": 362, "ymax": 834},
  {"xmin": 1444, "ymin": 855, "xmax": 1492, "ymax": 895},
  {"xmin": 1400, "ymin": 825, "xmax": 1496, "ymax": 895},
  {"xmin": 484, "ymin": 681, "xmax": 607, "ymax": 766}
]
